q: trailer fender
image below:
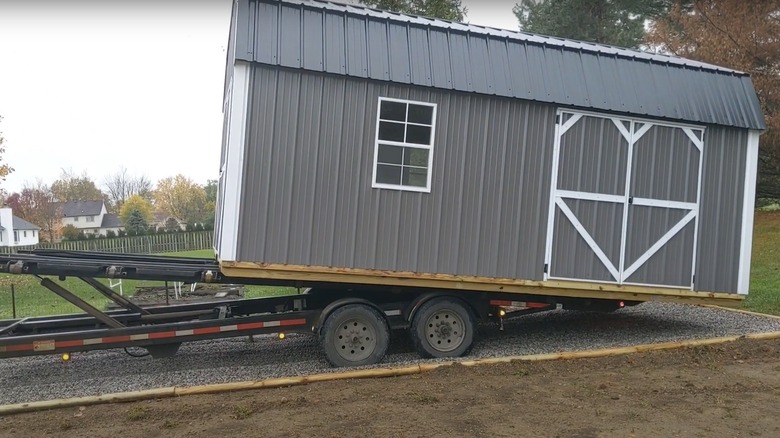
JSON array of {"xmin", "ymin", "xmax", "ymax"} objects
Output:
[
  {"xmin": 314, "ymin": 297, "xmax": 386, "ymax": 334},
  {"xmin": 405, "ymin": 293, "xmax": 478, "ymax": 324}
]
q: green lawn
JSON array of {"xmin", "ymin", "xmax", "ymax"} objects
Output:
[
  {"xmin": 2, "ymin": 214, "xmax": 779, "ymax": 319},
  {"xmin": 743, "ymin": 211, "xmax": 780, "ymax": 315}
]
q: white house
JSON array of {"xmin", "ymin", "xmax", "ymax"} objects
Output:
[
  {"xmin": 58, "ymin": 200, "xmax": 123, "ymax": 236},
  {"xmin": 0, "ymin": 207, "xmax": 40, "ymax": 247}
]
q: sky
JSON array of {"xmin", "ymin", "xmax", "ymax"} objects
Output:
[{"xmin": 0, "ymin": 0, "xmax": 520, "ymax": 194}]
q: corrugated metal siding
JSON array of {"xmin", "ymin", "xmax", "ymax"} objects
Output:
[
  {"xmin": 236, "ymin": 66, "xmax": 556, "ymax": 280},
  {"xmin": 695, "ymin": 126, "xmax": 747, "ymax": 293},
  {"xmin": 231, "ymin": 0, "xmax": 765, "ymax": 131}
]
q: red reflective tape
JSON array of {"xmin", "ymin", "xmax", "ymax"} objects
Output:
[
  {"xmin": 280, "ymin": 318, "xmax": 307, "ymax": 327},
  {"xmin": 102, "ymin": 335, "xmax": 132, "ymax": 344},
  {"xmin": 526, "ymin": 302, "xmax": 550, "ymax": 308},
  {"xmin": 237, "ymin": 322, "xmax": 265, "ymax": 331},
  {"xmin": 56, "ymin": 340, "xmax": 84, "ymax": 348},
  {"xmin": 490, "ymin": 300, "xmax": 512, "ymax": 306},
  {"xmin": 148, "ymin": 331, "xmax": 177, "ymax": 340},
  {"xmin": 193, "ymin": 326, "xmax": 223, "ymax": 335},
  {"xmin": 5, "ymin": 344, "xmax": 34, "ymax": 352}
]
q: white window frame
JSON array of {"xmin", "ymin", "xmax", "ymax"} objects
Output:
[
  {"xmin": 86, "ymin": 215, "xmax": 95, "ymax": 223},
  {"xmin": 13, "ymin": 230, "xmax": 19, "ymax": 243},
  {"xmin": 371, "ymin": 97, "xmax": 437, "ymax": 193}
]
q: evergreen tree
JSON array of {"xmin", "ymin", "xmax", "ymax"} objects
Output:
[
  {"xmin": 126, "ymin": 209, "xmax": 149, "ymax": 235},
  {"xmin": 358, "ymin": 0, "xmax": 466, "ymax": 21},
  {"xmin": 514, "ymin": 0, "xmax": 673, "ymax": 48}
]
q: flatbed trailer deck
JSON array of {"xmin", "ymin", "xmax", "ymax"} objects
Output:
[{"xmin": 0, "ymin": 250, "xmax": 740, "ymax": 367}]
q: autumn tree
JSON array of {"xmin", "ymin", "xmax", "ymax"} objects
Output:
[
  {"xmin": 514, "ymin": 0, "xmax": 674, "ymax": 48},
  {"xmin": 51, "ymin": 169, "xmax": 105, "ymax": 203},
  {"xmin": 119, "ymin": 194, "xmax": 154, "ymax": 228},
  {"xmin": 358, "ymin": 0, "xmax": 466, "ymax": 21},
  {"xmin": 154, "ymin": 175, "xmax": 208, "ymax": 224},
  {"xmin": 647, "ymin": 0, "xmax": 780, "ymax": 199},
  {"xmin": 103, "ymin": 166, "xmax": 153, "ymax": 213},
  {"xmin": 0, "ymin": 116, "xmax": 13, "ymax": 194},
  {"xmin": 5, "ymin": 182, "xmax": 61, "ymax": 242},
  {"xmin": 203, "ymin": 179, "xmax": 218, "ymax": 228}
]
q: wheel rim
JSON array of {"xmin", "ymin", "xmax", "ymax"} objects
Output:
[
  {"xmin": 424, "ymin": 309, "xmax": 466, "ymax": 352},
  {"xmin": 334, "ymin": 317, "xmax": 377, "ymax": 362}
]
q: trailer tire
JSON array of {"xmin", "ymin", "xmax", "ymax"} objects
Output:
[
  {"xmin": 410, "ymin": 298, "xmax": 475, "ymax": 359},
  {"xmin": 319, "ymin": 304, "xmax": 389, "ymax": 368}
]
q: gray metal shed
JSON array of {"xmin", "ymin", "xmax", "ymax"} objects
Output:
[{"xmin": 215, "ymin": 0, "xmax": 765, "ymax": 301}]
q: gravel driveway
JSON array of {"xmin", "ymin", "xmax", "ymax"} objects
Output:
[{"xmin": 2, "ymin": 302, "xmax": 779, "ymax": 405}]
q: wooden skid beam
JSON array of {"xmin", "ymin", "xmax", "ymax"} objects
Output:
[{"xmin": 220, "ymin": 261, "xmax": 744, "ymax": 307}]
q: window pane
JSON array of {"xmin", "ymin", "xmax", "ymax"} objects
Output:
[
  {"xmin": 378, "ymin": 144, "xmax": 403, "ymax": 165},
  {"xmin": 403, "ymin": 148, "xmax": 429, "ymax": 167},
  {"xmin": 405, "ymin": 125, "xmax": 431, "ymax": 145},
  {"xmin": 376, "ymin": 164, "xmax": 402, "ymax": 185},
  {"xmin": 379, "ymin": 121, "xmax": 405, "ymax": 142},
  {"xmin": 407, "ymin": 104, "xmax": 433, "ymax": 124},
  {"xmin": 402, "ymin": 167, "xmax": 428, "ymax": 187},
  {"xmin": 380, "ymin": 100, "xmax": 406, "ymax": 121}
]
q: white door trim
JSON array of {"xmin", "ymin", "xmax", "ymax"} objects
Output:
[
  {"xmin": 621, "ymin": 209, "xmax": 697, "ymax": 280},
  {"xmin": 545, "ymin": 109, "xmax": 703, "ymax": 289},
  {"xmin": 555, "ymin": 198, "xmax": 620, "ymax": 281}
]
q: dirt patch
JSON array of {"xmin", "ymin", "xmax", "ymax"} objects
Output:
[
  {"xmin": 1, "ymin": 338, "xmax": 779, "ymax": 437},
  {"xmin": 107, "ymin": 283, "xmax": 245, "ymax": 309}
]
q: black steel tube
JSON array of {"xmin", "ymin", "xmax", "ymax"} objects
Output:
[
  {"xmin": 39, "ymin": 278, "xmax": 125, "ymax": 329},
  {"xmin": 11, "ymin": 283, "xmax": 16, "ymax": 319}
]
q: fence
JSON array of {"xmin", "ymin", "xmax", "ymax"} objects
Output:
[
  {"xmin": 0, "ymin": 231, "xmax": 214, "ymax": 255},
  {"xmin": 0, "ymin": 231, "xmax": 216, "ymax": 319}
]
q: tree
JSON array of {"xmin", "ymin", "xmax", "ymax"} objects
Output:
[
  {"xmin": 51, "ymin": 169, "xmax": 105, "ymax": 203},
  {"xmin": 103, "ymin": 166, "xmax": 153, "ymax": 213},
  {"xmin": 5, "ymin": 182, "xmax": 61, "ymax": 242},
  {"xmin": 119, "ymin": 194, "xmax": 154, "ymax": 227},
  {"xmin": 164, "ymin": 217, "xmax": 180, "ymax": 232},
  {"xmin": 61, "ymin": 225, "xmax": 80, "ymax": 241},
  {"xmin": 125, "ymin": 209, "xmax": 148, "ymax": 235},
  {"xmin": 358, "ymin": 0, "xmax": 467, "ymax": 21},
  {"xmin": 203, "ymin": 179, "xmax": 218, "ymax": 229},
  {"xmin": 0, "ymin": 116, "xmax": 13, "ymax": 194},
  {"xmin": 154, "ymin": 175, "xmax": 208, "ymax": 224},
  {"xmin": 514, "ymin": 0, "xmax": 673, "ymax": 48},
  {"xmin": 647, "ymin": 0, "xmax": 780, "ymax": 199}
]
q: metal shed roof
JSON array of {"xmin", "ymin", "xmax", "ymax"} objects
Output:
[{"xmin": 231, "ymin": 0, "xmax": 766, "ymax": 130}]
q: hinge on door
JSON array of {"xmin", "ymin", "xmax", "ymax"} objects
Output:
[
  {"xmin": 555, "ymin": 114, "xmax": 561, "ymax": 125},
  {"xmin": 544, "ymin": 263, "xmax": 549, "ymax": 274},
  {"xmin": 692, "ymin": 275, "xmax": 695, "ymax": 285}
]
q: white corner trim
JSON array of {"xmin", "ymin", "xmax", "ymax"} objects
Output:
[
  {"xmin": 737, "ymin": 130, "xmax": 761, "ymax": 295},
  {"xmin": 219, "ymin": 62, "xmax": 251, "ymax": 262}
]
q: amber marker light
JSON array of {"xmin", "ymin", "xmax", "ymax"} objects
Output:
[
  {"xmin": 62, "ymin": 353, "xmax": 71, "ymax": 362},
  {"xmin": 278, "ymin": 333, "xmax": 286, "ymax": 340},
  {"xmin": 498, "ymin": 308, "xmax": 506, "ymax": 317}
]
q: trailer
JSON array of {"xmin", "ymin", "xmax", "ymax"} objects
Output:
[
  {"xmin": 0, "ymin": 0, "xmax": 765, "ymax": 368},
  {"xmin": 0, "ymin": 249, "xmax": 635, "ymax": 367}
]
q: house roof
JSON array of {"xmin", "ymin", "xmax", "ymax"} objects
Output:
[
  {"xmin": 13, "ymin": 216, "xmax": 40, "ymax": 230},
  {"xmin": 100, "ymin": 213, "xmax": 123, "ymax": 228},
  {"xmin": 230, "ymin": 0, "xmax": 766, "ymax": 130},
  {"xmin": 58, "ymin": 200, "xmax": 104, "ymax": 217}
]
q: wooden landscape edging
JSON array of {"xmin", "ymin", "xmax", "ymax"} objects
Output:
[
  {"xmin": 220, "ymin": 261, "xmax": 745, "ymax": 307},
  {"xmin": 2, "ymin": 328, "xmax": 779, "ymax": 416}
]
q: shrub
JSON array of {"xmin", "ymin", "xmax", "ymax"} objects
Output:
[{"xmin": 106, "ymin": 230, "xmax": 117, "ymax": 239}]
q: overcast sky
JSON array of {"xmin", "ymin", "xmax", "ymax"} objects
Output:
[{"xmin": 0, "ymin": 0, "xmax": 520, "ymax": 194}]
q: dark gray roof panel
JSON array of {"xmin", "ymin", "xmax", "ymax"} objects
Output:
[
  {"xmin": 233, "ymin": 0, "xmax": 766, "ymax": 130},
  {"xmin": 100, "ymin": 213, "xmax": 122, "ymax": 228},
  {"xmin": 59, "ymin": 200, "xmax": 104, "ymax": 217},
  {"xmin": 13, "ymin": 216, "xmax": 40, "ymax": 230}
]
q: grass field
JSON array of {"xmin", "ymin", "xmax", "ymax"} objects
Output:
[
  {"xmin": 0, "ymin": 249, "xmax": 294, "ymax": 319},
  {"xmin": 744, "ymin": 211, "xmax": 780, "ymax": 315},
  {"xmin": 2, "ymin": 212, "xmax": 779, "ymax": 319}
]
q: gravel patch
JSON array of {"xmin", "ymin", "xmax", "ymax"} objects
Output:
[{"xmin": 1, "ymin": 302, "xmax": 779, "ymax": 405}]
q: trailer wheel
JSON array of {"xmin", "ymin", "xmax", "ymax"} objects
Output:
[
  {"xmin": 319, "ymin": 304, "xmax": 389, "ymax": 368},
  {"xmin": 410, "ymin": 298, "xmax": 475, "ymax": 359}
]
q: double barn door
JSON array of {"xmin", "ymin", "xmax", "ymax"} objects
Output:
[{"xmin": 544, "ymin": 111, "xmax": 704, "ymax": 289}]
